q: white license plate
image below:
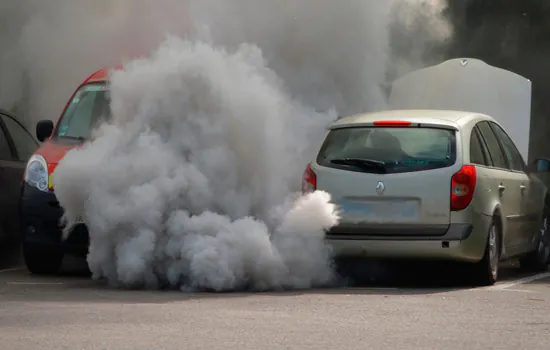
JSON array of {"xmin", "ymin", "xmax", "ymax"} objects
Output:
[{"xmin": 341, "ymin": 200, "xmax": 419, "ymax": 222}]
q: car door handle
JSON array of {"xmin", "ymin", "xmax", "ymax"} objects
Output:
[
  {"xmin": 498, "ymin": 184, "xmax": 506, "ymax": 192},
  {"xmin": 519, "ymin": 184, "xmax": 527, "ymax": 196}
]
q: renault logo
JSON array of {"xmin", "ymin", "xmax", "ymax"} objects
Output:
[{"xmin": 376, "ymin": 181, "xmax": 385, "ymax": 195}]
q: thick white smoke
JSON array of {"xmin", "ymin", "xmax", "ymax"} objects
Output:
[
  {"xmin": 3, "ymin": 0, "xmax": 451, "ymax": 291},
  {"xmin": 53, "ymin": 38, "xmax": 340, "ymax": 291}
]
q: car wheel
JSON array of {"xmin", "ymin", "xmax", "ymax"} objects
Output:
[
  {"xmin": 472, "ymin": 218, "xmax": 500, "ymax": 286},
  {"xmin": 519, "ymin": 206, "xmax": 550, "ymax": 272},
  {"xmin": 23, "ymin": 243, "xmax": 63, "ymax": 275}
]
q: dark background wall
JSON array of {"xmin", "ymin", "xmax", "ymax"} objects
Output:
[{"xmin": 444, "ymin": 0, "xmax": 550, "ymax": 161}]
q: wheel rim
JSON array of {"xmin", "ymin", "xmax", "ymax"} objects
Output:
[
  {"xmin": 489, "ymin": 225, "xmax": 499, "ymax": 279},
  {"xmin": 537, "ymin": 215, "xmax": 550, "ymax": 263}
]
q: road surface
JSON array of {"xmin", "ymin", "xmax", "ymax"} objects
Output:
[{"xmin": 1, "ymin": 254, "xmax": 549, "ymax": 350}]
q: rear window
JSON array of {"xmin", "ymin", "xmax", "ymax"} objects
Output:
[{"xmin": 316, "ymin": 126, "xmax": 456, "ymax": 174}]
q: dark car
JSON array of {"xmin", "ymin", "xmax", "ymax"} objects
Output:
[{"xmin": 0, "ymin": 109, "xmax": 39, "ymax": 243}]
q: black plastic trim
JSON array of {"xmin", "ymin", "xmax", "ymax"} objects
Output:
[{"xmin": 326, "ymin": 223, "xmax": 473, "ymax": 241}]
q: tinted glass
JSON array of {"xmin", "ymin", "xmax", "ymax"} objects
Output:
[
  {"xmin": 1, "ymin": 114, "xmax": 38, "ymax": 161},
  {"xmin": 476, "ymin": 122, "xmax": 508, "ymax": 169},
  {"xmin": 470, "ymin": 128, "xmax": 488, "ymax": 166},
  {"xmin": 0, "ymin": 124, "xmax": 13, "ymax": 161},
  {"xmin": 490, "ymin": 122, "xmax": 525, "ymax": 171},
  {"xmin": 316, "ymin": 126, "xmax": 456, "ymax": 174},
  {"xmin": 54, "ymin": 83, "xmax": 111, "ymax": 140}
]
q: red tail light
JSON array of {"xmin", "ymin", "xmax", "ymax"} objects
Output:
[
  {"xmin": 451, "ymin": 165, "xmax": 477, "ymax": 211},
  {"xmin": 302, "ymin": 163, "xmax": 317, "ymax": 194}
]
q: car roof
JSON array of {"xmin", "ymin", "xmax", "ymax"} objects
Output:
[
  {"xmin": 81, "ymin": 65, "xmax": 123, "ymax": 85},
  {"xmin": 331, "ymin": 109, "xmax": 496, "ymax": 129}
]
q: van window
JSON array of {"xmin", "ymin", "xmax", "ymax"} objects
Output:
[
  {"xmin": 54, "ymin": 83, "xmax": 111, "ymax": 140},
  {"xmin": 316, "ymin": 126, "xmax": 456, "ymax": 174}
]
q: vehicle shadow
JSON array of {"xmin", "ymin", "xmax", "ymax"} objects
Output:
[
  {"xmin": 4, "ymin": 256, "xmax": 535, "ymax": 305},
  {"xmin": 0, "ymin": 239, "xmax": 22, "ymax": 270}
]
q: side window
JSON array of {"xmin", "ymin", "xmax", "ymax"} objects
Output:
[
  {"xmin": 0, "ymin": 124, "xmax": 13, "ymax": 161},
  {"xmin": 469, "ymin": 127, "xmax": 489, "ymax": 166},
  {"xmin": 1, "ymin": 114, "xmax": 38, "ymax": 161},
  {"xmin": 476, "ymin": 121, "xmax": 508, "ymax": 169},
  {"xmin": 489, "ymin": 122, "xmax": 526, "ymax": 171}
]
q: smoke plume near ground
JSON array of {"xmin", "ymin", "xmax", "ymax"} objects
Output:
[
  {"xmin": 53, "ymin": 39, "xmax": 340, "ymax": 291},
  {"xmin": 4, "ymin": 0, "xmax": 451, "ymax": 291}
]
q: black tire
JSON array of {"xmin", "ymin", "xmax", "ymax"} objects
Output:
[
  {"xmin": 472, "ymin": 217, "xmax": 500, "ymax": 286},
  {"xmin": 519, "ymin": 205, "xmax": 550, "ymax": 272},
  {"xmin": 23, "ymin": 243, "xmax": 64, "ymax": 275}
]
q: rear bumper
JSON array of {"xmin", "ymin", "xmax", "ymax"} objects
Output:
[
  {"xmin": 326, "ymin": 221, "xmax": 491, "ymax": 263},
  {"xmin": 19, "ymin": 183, "xmax": 89, "ymax": 256}
]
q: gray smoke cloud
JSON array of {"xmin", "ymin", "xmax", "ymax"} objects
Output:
[
  {"xmin": 3, "ymin": 0, "xmax": 451, "ymax": 291},
  {"xmin": 0, "ymin": 0, "xmax": 194, "ymax": 127}
]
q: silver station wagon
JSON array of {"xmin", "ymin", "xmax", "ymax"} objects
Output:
[{"xmin": 303, "ymin": 109, "xmax": 550, "ymax": 286}]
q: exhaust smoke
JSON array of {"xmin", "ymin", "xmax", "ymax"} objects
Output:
[
  {"xmin": 3, "ymin": 0, "xmax": 451, "ymax": 291},
  {"xmin": 53, "ymin": 39, "xmax": 340, "ymax": 291}
]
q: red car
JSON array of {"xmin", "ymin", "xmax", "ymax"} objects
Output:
[{"xmin": 19, "ymin": 68, "xmax": 112, "ymax": 274}]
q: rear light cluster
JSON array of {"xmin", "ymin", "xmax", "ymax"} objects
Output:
[
  {"xmin": 451, "ymin": 165, "xmax": 477, "ymax": 211},
  {"xmin": 302, "ymin": 163, "xmax": 317, "ymax": 194}
]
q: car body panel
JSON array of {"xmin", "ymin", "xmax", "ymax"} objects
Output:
[
  {"xmin": 314, "ymin": 163, "xmax": 461, "ymax": 234},
  {"xmin": 34, "ymin": 138, "xmax": 83, "ymax": 190},
  {"xmin": 327, "ymin": 216, "xmax": 490, "ymax": 263},
  {"xmin": 0, "ymin": 158, "xmax": 25, "ymax": 240},
  {"xmin": 0, "ymin": 110, "xmax": 38, "ymax": 241}
]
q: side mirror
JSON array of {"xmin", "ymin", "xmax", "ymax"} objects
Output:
[
  {"xmin": 531, "ymin": 158, "xmax": 550, "ymax": 173},
  {"xmin": 36, "ymin": 120, "xmax": 54, "ymax": 142}
]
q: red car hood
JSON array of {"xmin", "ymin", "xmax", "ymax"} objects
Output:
[{"xmin": 35, "ymin": 140, "xmax": 81, "ymax": 190}]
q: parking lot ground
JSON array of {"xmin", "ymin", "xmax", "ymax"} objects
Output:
[{"xmin": 1, "ymin": 258, "xmax": 550, "ymax": 350}]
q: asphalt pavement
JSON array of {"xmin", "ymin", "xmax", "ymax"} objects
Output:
[{"xmin": 1, "ymin": 248, "xmax": 549, "ymax": 350}]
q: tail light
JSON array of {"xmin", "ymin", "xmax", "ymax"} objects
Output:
[
  {"xmin": 451, "ymin": 165, "xmax": 477, "ymax": 211},
  {"xmin": 302, "ymin": 163, "xmax": 317, "ymax": 194}
]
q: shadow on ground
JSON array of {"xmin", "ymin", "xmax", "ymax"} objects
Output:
[
  {"xmin": 2, "ymin": 251, "xmax": 546, "ymax": 306},
  {"xmin": 0, "ymin": 239, "xmax": 22, "ymax": 270},
  {"xmin": 335, "ymin": 257, "xmax": 546, "ymax": 288},
  {"xmin": 2, "ymin": 234, "xmax": 547, "ymax": 304}
]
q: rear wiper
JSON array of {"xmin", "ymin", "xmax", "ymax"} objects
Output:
[{"xmin": 330, "ymin": 158, "xmax": 387, "ymax": 173}]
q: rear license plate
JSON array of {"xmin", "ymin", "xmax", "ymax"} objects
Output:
[{"xmin": 340, "ymin": 200, "xmax": 419, "ymax": 222}]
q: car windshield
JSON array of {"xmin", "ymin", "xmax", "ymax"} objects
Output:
[
  {"xmin": 54, "ymin": 83, "xmax": 111, "ymax": 140},
  {"xmin": 316, "ymin": 126, "xmax": 456, "ymax": 174}
]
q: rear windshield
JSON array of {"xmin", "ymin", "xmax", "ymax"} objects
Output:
[
  {"xmin": 54, "ymin": 83, "xmax": 111, "ymax": 140},
  {"xmin": 316, "ymin": 126, "xmax": 456, "ymax": 174}
]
